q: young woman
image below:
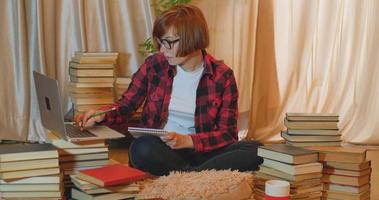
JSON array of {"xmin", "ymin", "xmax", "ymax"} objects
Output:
[{"xmin": 76, "ymin": 4, "xmax": 263, "ymax": 176}]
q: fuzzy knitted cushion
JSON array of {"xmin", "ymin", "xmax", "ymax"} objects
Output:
[{"xmin": 137, "ymin": 170, "xmax": 254, "ymax": 200}]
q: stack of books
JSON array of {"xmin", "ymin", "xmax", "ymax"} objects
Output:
[
  {"xmin": 114, "ymin": 76, "xmax": 144, "ymax": 124},
  {"xmin": 254, "ymin": 144, "xmax": 323, "ymax": 199},
  {"xmin": 307, "ymin": 146, "xmax": 371, "ymax": 200},
  {"xmin": 114, "ymin": 77, "xmax": 132, "ymax": 99},
  {"xmin": 282, "ymin": 113, "xmax": 341, "ymax": 147},
  {"xmin": 0, "ymin": 143, "xmax": 62, "ymax": 199},
  {"xmin": 48, "ymin": 134, "xmax": 109, "ymax": 198},
  {"xmin": 70, "ymin": 164, "xmax": 146, "ymax": 200},
  {"xmin": 69, "ymin": 52, "xmax": 118, "ymax": 115}
]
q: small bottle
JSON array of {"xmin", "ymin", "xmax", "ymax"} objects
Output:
[{"xmin": 265, "ymin": 180, "xmax": 290, "ymax": 200}]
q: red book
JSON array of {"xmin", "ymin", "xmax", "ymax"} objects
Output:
[{"xmin": 77, "ymin": 164, "xmax": 146, "ymax": 187}]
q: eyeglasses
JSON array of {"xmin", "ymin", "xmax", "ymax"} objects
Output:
[{"xmin": 157, "ymin": 38, "xmax": 180, "ymax": 49}]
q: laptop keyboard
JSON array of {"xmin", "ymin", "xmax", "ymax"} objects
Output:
[{"xmin": 65, "ymin": 124, "xmax": 97, "ymax": 138}]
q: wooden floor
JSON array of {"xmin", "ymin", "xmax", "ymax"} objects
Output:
[{"xmin": 108, "ymin": 140, "xmax": 379, "ymax": 199}]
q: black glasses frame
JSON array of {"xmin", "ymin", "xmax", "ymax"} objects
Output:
[{"xmin": 158, "ymin": 38, "xmax": 180, "ymax": 49}]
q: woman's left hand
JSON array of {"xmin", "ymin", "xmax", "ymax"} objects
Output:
[{"xmin": 161, "ymin": 132, "xmax": 194, "ymax": 149}]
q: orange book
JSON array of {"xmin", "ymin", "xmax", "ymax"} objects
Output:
[{"xmin": 77, "ymin": 164, "xmax": 146, "ymax": 187}]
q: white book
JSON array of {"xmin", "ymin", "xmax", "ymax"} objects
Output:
[
  {"xmin": 71, "ymin": 188, "xmax": 136, "ymax": 200},
  {"xmin": 115, "ymin": 77, "xmax": 132, "ymax": 85},
  {"xmin": 0, "ymin": 184, "xmax": 60, "ymax": 192},
  {"xmin": 0, "ymin": 168, "xmax": 60, "ymax": 180},
  {"xmin": 324, "ymin": 183, "xmax": 370, "ymax": 194},
  {"xmin": 69, "ymin": 68, "xmax": 114, "ymax": 77},
  {"xmin": 0, "ymin": 176, "xmax": 60, "ymax": 184},
  {"xmin": 262, "ymin": 158, "xmax": 322, "ymax": 175},
  {"xmin": 286, "ymin": 113, "xmax": 339, "ymax": 121},
  {"xmin": 1, "ymin": 191, "xmax": 61, "ymax": 198},
  {"xmin": 58, "ymin": 147, "xmax": 108, "ymax": 155},
  {"xmin": 74, "ymin": 52, "xmax": 119, "ymax": 57},
  {"xmin": 0, "ymin": 158, "xmax": 59, "ymax": 172},
  {"xmin": 49, "ymin": 138, "xmax": 105, "ymax": 149},
  {"xmin": 286, "ymin": 129, "xmax": 340, "ymax": 136}
]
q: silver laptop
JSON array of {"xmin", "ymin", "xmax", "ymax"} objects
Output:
[{"xmin": 33, "ymin": 71, "xmax": 124, "ymax": 142}]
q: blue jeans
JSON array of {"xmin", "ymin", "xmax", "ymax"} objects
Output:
[{"xmin": 129, "ymin": 135, "xmax": 263, "ymax": 176}]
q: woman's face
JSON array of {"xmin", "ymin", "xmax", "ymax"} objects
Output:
[{"xmin": 159, "ymin": 28, "xmax": 189, "ymax": 66}]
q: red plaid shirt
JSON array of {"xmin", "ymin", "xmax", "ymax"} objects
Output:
[{"xmin": 101, "ymin": 51, "xmax": 239, "ymax": 153}]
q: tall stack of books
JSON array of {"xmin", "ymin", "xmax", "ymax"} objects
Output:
[
  {"xmin": 282, "ymin": 113, "xmax": 341, "ymax": 147},
  {"xmin": 307, "ymin": 146, "xmax": 371, "ymax": 200},
  {"xmin": 69, "ymin": 52, "xmax": 118, "ymax": 115},
  {"xmin": 0, "ymin": 143, "xmax": 62, "ymax": 199},
  {"xmin": 70, "ymin": 164, "xmax": 145, "ymax": 200},
  {"xmin": 48, "ymin": 133, "xmax": 109, "ymax": 198},
  {"xmin": 114, "ymin": 76, "xmax": 144, "ymax": 125},
  {"xmin": 254, "ymin": 144, "xmax": 323, "ymax": 200}
]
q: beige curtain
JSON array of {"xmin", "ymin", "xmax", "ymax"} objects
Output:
[
  {"xmin": 0, "ymin": 0, "xmax": 154, "ymax": 141},
  {"xmin": 1, "ymin": 0, "xmax": 378, "ymax": 145},
  {"xmin": 247, "ymin": 0, "xmax": 379, "ymax": 144},
  {"xmin": 193, "ymin": 0, "xmax": 259, "ymax": 138}
]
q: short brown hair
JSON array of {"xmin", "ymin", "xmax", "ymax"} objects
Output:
[{"xmin": 152, "ymin": 5, "xmax": 209, "ymax": 57}]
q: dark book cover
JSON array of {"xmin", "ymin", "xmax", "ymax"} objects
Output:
[{"xmin": 0, "ymin": 143, "xmax": 57, "ymax": 155}]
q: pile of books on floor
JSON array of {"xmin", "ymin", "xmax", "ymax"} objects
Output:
[
  {"xmin": 70, "ymin": 164, "xmax": 145, "ymax": 200},
  {"xmin": 0, "ymin": 143, "xmax": 62, "ymax": 199},
  {"xmin": 114, "ymin": 76, "xmax": 143, "ymax": 124},
  {"xmin": 307, "ymin": 146, "xmax": 371, "ymax": 200},
  {"xmin": 282, "ymin": 113, "xmax": 341, "ymax": 147},
  {"xmin": 254, "ymin": 144, "xmax": 323, "ymax": 200},
  {"xmin": 48, "ymin": 133, "xmax": 109, "ymax": 198},
  {"xmin": 69, "ymin": 52, "xmax": 118, "ymax": 116}
]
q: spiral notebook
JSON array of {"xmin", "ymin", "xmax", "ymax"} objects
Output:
[{"xmin": 128, "ymin": 127, "xmax": 168, "ymax": 138}]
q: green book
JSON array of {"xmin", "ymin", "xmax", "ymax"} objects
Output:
[
  {"xmin": 258, "ymin": 144, "xmax": 319, "ymax": 164},
  {"xmin": 0, "ymin": 143, "xmax": 58, "ymax": 162}
]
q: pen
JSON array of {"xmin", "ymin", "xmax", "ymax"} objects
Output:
[
  {"xmin": 89, "ymin": 107, "xmax": 116, "ymax": 119},
  {"xmin": 81, "ymin": 107, "xmax": 116, "ymax": 128}
]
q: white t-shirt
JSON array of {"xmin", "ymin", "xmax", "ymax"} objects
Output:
[{"xmin": 163, "ymin": 64, "xmax": 204, "ymax": 134}]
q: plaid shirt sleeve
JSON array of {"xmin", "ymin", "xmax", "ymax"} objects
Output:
[
  {"xmin": 190, "ymin": 69, "xmax": 239, "ymax": 153},
  {"xmin": 99, "ymin": 58, "xmax": 150, "ymax": 126}
]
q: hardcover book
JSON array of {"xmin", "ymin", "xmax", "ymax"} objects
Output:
[
  {"xmin": 286, "ymin": 113, "xmax": 339, "ymax": 121},
  {"xmin": 77, "ymin": 164, "xmax": 146, "ymax": 187},
  {"xmin": 284, "ymin": 118, "xmax": 338, "ymax": 130},
  {"xmin": 281, "ymin": 131, "xmax": 341, "ymax": 142},
  {"xmin": 323, "ymin": 160, "xmax": 371, "ymax": 171},
  {"xmin": 285, "ymin": 129, "xmax": 340, "ymax": 136},
  {"xmin": 0, "ymin": 143, "xmax": 58, "ymax": 162},
  {"xmin": 257, "ymin": 144, "xmax": 319, "ymax": 164},
  {"xmin": 71, "ymin": 188, "xmax": 136, "ymax": 200},
  {"xmin": 306, "ymin": 146, "xmax": 366, "ymax": 163},
  {"xmin": 262, "ymin": 158, "xmax": 322, "ymax": 175}
]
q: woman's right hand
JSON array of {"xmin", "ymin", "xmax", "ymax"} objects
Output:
[{"xmin": 74, "ymin": 109, "xmax": 105, "ymax": 131}]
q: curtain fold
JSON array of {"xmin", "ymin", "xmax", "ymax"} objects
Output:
[
  {"xmin": 0, "ymin": 0, "xmax": 154, "ymax": 141},
  {"xmin": 247, "ymin": 0, "xmax": 379, "ymax": 144},
  {"xmin": 1, "ymin": 0, "xmax": 378, "ymax": 144}
]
